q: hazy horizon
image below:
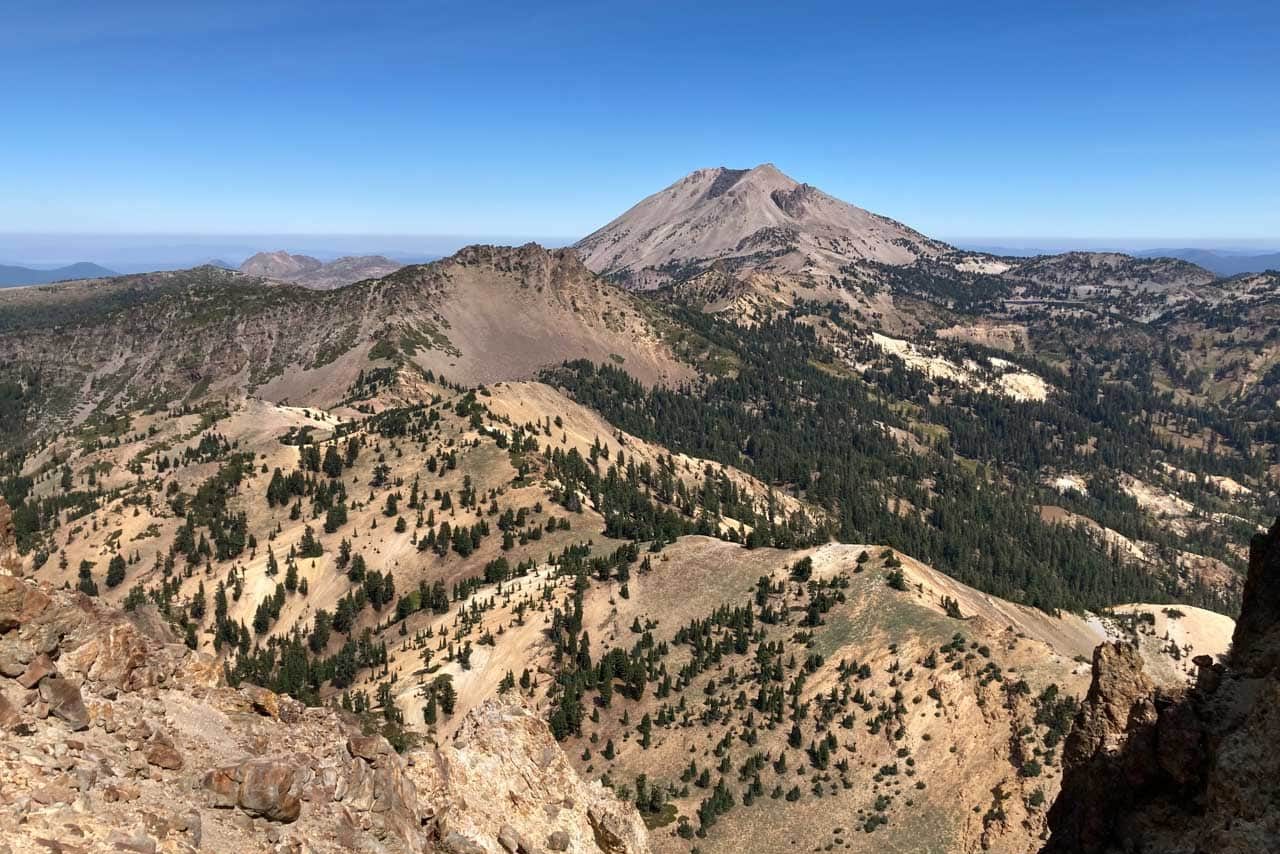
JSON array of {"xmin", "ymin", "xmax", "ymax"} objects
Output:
[
  {"xmin": 3, "ymin": 232, "xmax": 1278, "ymax": 272},
  {"xmin": 0, "ymin": 232, "xmax": 576, "ymax": 271}
]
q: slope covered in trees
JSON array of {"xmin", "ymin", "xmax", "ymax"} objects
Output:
[{"xmin": 548, "ymin": 305, "xmax": 1264, "ymax": 614}]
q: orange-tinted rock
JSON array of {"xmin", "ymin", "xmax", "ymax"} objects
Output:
[{"xmin": 145, "ymin": 740, "xmax": 184, "ymax": 771}]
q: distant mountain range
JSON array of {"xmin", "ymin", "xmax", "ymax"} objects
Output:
[
  {"xmin": 239, "ymin": 250, "xmax": 405, "ymax": 289},
  {"xmin": 0, "ymin": 252, "xmax": 414, "ymax": 290},
  {"xmin": 0, "ymin": 232, "xmax": 539, "ymax": 276},
  {"xmin": 1133, "ymin": 248, "xmax": 1280, "ymax": 276},
  {"xmin": 959, "ymin": 244, "xmax": 1279, "ymax": 276},
  {"xmin": 0, "ymin": 261, "xmax": 117, "ymax": 287}
]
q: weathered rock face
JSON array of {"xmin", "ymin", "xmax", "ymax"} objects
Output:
[
  {"xmin": 1043, "ymin": 517, "xmax": 1280, "ymax": 853},
  {"xmin": 1059, "ymin": 641, "xmax": 1155, "ymax": 771},
  {"xmin": 204, "ymin": 758, "xmax": 304, "ymax": 823},
  {"xmin": 1231, "ymin": 516, "xmax": 1280, "ymax": 676},
  {"xmin": 411, "ymin": 698, "xmax": 652, "ymax": 854},
  {"xmin": 0, "ymin": 564, "xmax": 652, "ymax": 853},
  {"xmin": 0, "ymin": 497, "xmax": 19, "ymax": 576}
]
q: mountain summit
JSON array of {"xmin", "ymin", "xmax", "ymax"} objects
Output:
[{"xmin": 576, "ymin": 163, "xmax": 948, "ymax": 287}]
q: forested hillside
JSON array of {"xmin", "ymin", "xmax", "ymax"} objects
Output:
[{"xmin": 547, "ymin": 306, "xmax": 1253, "ymax": 613}]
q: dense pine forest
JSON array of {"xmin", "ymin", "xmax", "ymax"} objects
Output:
[{"xmin": 547, "ymin": 305, "xmax": 1257, "ymax": 614}]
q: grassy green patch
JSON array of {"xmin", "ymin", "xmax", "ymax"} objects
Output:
[{"xmin": 642, "ymin": 802, "xmax": 678, "ymax": 829}]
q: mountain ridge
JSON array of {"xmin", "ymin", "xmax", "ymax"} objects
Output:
[
  {"xmin": 0, "ymin": 242, "xmax": 693, "ymax": 439},
  {"xmin": 1135, "ymin": 247, "xmax": 1280, "ymax": 276},
  {"xmin": 240, "ymin": 250, "xmax": 404, "ymax": 289}
]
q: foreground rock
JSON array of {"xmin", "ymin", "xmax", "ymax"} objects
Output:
[
  {"xmin": 0, "ymin": 564, "xmax": 651, "ymax": 853},
  {"xmin": 0, "ymin": 497, "xmax": 19, "ymax": 577},
  {"xmin": 412, "ymin": 699, "xmax": 651, "ymax": 854},
  {"xmin": 1043, "ymin": 517, "xmax": 1280, "ymax": 853}
]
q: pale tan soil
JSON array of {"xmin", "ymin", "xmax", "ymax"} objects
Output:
[
  {"xmin": 1046, "ymin": 474, "xmax": 1088, "ymax": 496},
  {"xmin": 868, "ymin": 333, "xmax": 1049, "ymax": 402},
  {"xmin": 936, "ymin": 322, "xmax": 1029, "ymax": 352},
  {"xmin": 1106, "ymin": 603, "xmax": 1235, "ymax": 687},
  {"xmin": 951, "ymin": 258, "xmax": 1014, "ymax": 275},
  {"xmin": 1119, "ymin": 474, "xmax": 1196, "ymax": 534},
  {"xmin": 1158, "ymin": 462, "xmax": 1254, "ymax": 496}
]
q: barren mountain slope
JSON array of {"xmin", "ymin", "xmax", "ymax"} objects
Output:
[
  {"xmin": 240, "ymin": 250, "xmax": 325, "ymax": 280},
  {"xmin": 576, "ymin": 164, "xmax": 949, "ymax": 287},
  {"xmin": 389, "ymin": 244, "xmax": 694, "ymax": 388}
]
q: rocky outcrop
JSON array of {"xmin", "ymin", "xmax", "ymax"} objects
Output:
[
  {"xmin": 412, "ymin": 698, "xmax": 651, "ymax": 854},
  {"xmin": 203, "ymin": 758, "xmax": 304, "ymax": 823},
  {"xmin": 0, "ymin": 558, "xmax": 651, "ymax": 853},
  {"xmin": 1043, "ymin": 517, "xmax": 1280, "ymax": 853},
  {"xmin": 0, "ymin": 497, "xmax": 19, "ymax": 577},
  {"xmin": 1230, "ymin": 516, "xmax": 1280, "ymax": 676}
]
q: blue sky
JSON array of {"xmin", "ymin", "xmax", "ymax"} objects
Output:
[{"xmin": 2, "ymin": 0, "xmax": 1278, "ymax": 247}]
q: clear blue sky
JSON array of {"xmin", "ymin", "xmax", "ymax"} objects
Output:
[{"xmin": 3, "ymin": 0, "xmax": 1277, "ymax": 243}]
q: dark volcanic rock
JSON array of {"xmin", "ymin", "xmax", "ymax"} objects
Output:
[{"xmin": 1232, "ymin": 516, "xmax": 1280, "ymax": 674}]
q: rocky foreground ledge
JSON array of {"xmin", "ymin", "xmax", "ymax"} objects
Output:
[
  {"xmin": 0, "ymin": 572, "xmax": 650, "ymax": 854},
  {"xmin": 1043, "ymin": 517, "xmax": 1280, "ymax": 853}
]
